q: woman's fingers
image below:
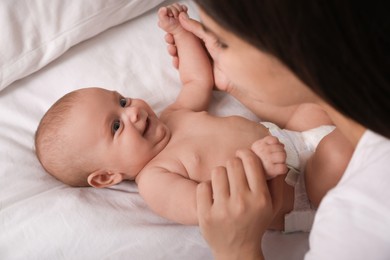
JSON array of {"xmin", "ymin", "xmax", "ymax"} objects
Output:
[
  {"xmin": 167, "ymin": 44, "xmax": 177, "ymax": 56},
  {"xmin": 226, "ymin": 157, "xmax": 249, "ymax": 195},
  {"xmin": 164, "ymin": 33, "xmax": 175, "ymax": 45},
  {"xmin": 235, "ymin": 149, "xmax": 268, "ymax": 193},
  {"xmin": 196, "ymin": 181, "xmax": 213, "ymax": 219},
  {"xmin": 196, "ymin": 149, "xmax": 272, "ymax": 259},
  {"xmin": 172, "ymin": 57, "xmax": 179, "ymax": 69},
  {"xmin": 179, "ymin": 12, "xmax": 207, "ymax": 41},
  {"xmin": 211, "ymin": 166, "xmax": 230, "ymax": 201}
]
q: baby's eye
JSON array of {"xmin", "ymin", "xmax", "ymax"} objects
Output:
[
  {"xmin": 112, "ymin": 120, "xmax": 121, "ymax": 134},
  {"xmin": 120, "ymin": 98, "xmax": 127, "ymax": 107}
]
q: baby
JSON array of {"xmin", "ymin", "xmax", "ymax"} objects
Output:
[{"xmin": 35, "ymin": 4, "xmax": 340, "ymax": 231}]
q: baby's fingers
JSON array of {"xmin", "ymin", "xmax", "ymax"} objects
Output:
[
  {"xmin": 252, "ymin": 136, "xmax": 285, "ymax": 155},
  {"xmin": 270, "ymin": 149, "xmax": 287, "ymax": 164}
]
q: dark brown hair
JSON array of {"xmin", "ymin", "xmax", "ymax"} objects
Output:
[{"xmin": 196, "ymin": 0, "xmax": 390, "ymax": 137}]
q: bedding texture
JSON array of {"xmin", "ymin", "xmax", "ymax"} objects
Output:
[
  {"xmin": 0, "ymin": 1, "xmax": 309, "ymax": 259},
  {"xmin": 0, "ymin": 0, "xmax": 166, "ymax": 91}
]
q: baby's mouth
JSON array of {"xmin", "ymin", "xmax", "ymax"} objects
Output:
[{"xmin": 143, "ymin": 117, "xmax": 150, "ymax": 136}]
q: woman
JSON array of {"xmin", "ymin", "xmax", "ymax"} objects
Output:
[{"xmin": 172, "ymin": 0, "xmax": 390, "ymax": 259}]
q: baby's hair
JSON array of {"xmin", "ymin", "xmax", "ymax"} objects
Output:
[{"xmin": 35, "ymin": 90, "xmax": 91, "ymax": 187}]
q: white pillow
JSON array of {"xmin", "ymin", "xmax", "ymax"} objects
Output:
[{"xmin": 0, "ymin": 0, "xmax": 166, "ymax": 91}]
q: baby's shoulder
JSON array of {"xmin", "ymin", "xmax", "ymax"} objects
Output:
[
  {"xmin": 136, "ymin": 155, "xmax": 190, "ymax": 196},
  {"xmin": 139, "ymin": 153, "xmax": 189, "ymax": 180},
  {"xmin": 160, "ymin": 105, "xmax": 207, "ymax": 121}
]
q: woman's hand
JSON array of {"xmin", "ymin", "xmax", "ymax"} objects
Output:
[
  {"xmin": 179, "ymin": 12, "xmax": 234, "ymax": 93},
  {"xmin": 163, "ymin": 11, "xmax": 234, "ymax": 93},
  {"xmin": 196, "ymin": 149, "xmax": 274, "ymax": 260}
]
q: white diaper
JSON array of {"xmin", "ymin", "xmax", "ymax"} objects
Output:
[
  {"xmin": 283, "ymin": 172, "xmax": 316, "ymax": 233},
  {"xmin": 260, "ymin": 122, "xmax": 335, "ymax": 233},
  {"xmin": 260, "ymin": 122, "xmax": 335, "ymax": 186}
]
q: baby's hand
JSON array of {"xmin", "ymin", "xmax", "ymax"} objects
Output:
[
  {"xmin": 251, "ymin": 136, "xmax": 288, "ymax": 180},
  {"xmin": 158, "ymin": 4, "xmax": 188, "ymax": 34}
]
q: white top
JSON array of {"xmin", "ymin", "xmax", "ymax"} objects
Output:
[{"xmin": 305, "ymin": 130, "xmax": 390, "ymax": 260}]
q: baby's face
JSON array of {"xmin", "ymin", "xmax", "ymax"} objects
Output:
[{"xmin": 66, "ymin": 88, "xmax": 171, "ymax": 180}]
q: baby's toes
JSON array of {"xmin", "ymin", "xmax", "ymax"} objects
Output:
[
  {"xmin": 168, "ymin": 5, "xmax": 180, "ymax": 18},
  {"xmin": 158, "ymin": 9, "xmax": 174, "ymax": 30},
  {"xmin": 158, "ymin": 7, "xmax": 168, "ymax": 18},
  {"xmin": 175, "ymin": 3, "xmax": 188, "ymax": 13},
  {"xmin": 158, "ymin": 8, "xmax": 169, "ymax": 22},
  {"xmin": 164, "ymin": 33, "xmax": 175, "ymax": 45}
]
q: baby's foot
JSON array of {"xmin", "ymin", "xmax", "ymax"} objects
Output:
[
  {"xmin": 251, "ymin": 136, "xmax": 288, "ymax": 179},
  {"xmin": 158, "ymin": 4, "xmax": 188, "ymax": 35}
]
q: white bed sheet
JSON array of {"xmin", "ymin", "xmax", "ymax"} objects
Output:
[{"xmin": 0, "ymin": 1, "xmax": 309, "ymax": 259}]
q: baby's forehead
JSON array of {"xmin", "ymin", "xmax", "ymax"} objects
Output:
[
  {"xmin": 78, "ymin": 87, "xmax": 115, "ymax": 97},
  {"xmin": 74, "ymin": 88, "xmax": 117, "ymax": 107},
  {"xmin": 66, "ymin": 88, "xmax": 116, "ymax": 133}
]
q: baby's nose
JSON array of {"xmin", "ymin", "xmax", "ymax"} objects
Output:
[{"xmin": 124, "ymin": 106, "xmax": 141, "ymax": 123}]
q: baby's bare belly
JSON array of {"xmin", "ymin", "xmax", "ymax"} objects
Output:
[{"xmin": 175, "ymin": 115, "xmax": 269, "ymax": 181}]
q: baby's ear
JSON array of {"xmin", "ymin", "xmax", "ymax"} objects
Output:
[{"xmin": 87, "ymin": 170, "xmax": 123, "ymax": 188}]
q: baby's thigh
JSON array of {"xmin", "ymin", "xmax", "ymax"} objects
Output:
[
  {"xmin": 286, "ymin": 103, "xmax": 333, "ymax": 131},
  {"xmin": 304, "ymin": 129, "xmax": 353, "ymax": 207}
]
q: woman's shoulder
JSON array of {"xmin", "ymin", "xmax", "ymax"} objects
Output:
[
  {"xmin": 357, "ymin": 130, "xmax": 390, "ymax": 153},
  {"xmin": 331, "ymin": 129, "xmax": 390, "ymax": 202},
  {"xmin": 346, "ymin": 130, "xmax": 390, "ymax": 176}
]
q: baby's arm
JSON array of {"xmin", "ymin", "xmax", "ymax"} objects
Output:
[
  {"xmin": 251, "ymin": 136, "xmax": 288, "ymax": 179},
  {"xmin": 136, "ymin": 165, "xmax": 198, "ymax": 225},
  {"xmin": 158, "ymin": 4, "xmax": 214, "ymax": 112}
]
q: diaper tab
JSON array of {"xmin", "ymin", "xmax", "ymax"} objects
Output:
[
  {"xmin": 285, "ymin": 167, "xmax": 300, "ymax": 186},
  {"xmin": 284, "ymin": 210, "xmax": 316, "ymax": 233}
]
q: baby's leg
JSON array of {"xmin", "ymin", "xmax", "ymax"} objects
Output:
[
  {"xmin": 285, "ymin": 103, "xmax": 354, "ymax": 207},
  {"xmin": 158, "ymin": 4, "xmax": 188, "ymax": 69},
  {"xmin": 283, "ymin": 103, "xmax": 333, "ymax": 131},
  {"xmin": 305, "ymin": 129, "xmax": 354, "ymax": 207},
  {"xmin": 263, "ymin": 104, "xmax": 351, "ymax": 207},
  {"xmin": 158, "ymin": 3, "xmax": 211, "ymax": 80}
]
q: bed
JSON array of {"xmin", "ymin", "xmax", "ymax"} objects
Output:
[{"xmin": 0, "ymin": 0, "xmax": 309, "ymax": 259}]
